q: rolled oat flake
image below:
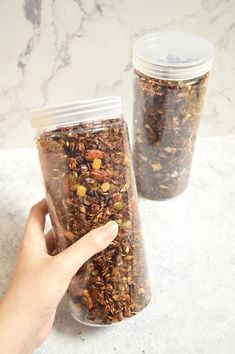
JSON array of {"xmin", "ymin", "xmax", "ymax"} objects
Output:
[{"xmin": 132, "ymin": 31, "xmax": 213, "ymax": 199}]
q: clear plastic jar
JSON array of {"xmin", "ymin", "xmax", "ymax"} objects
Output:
[
  {"xmin": 132, "ymin": 32, "xmax": 213, "ymax": 200},
  {"xmin": 30, "ymin": 96, "xmax": 151, "ymax": 326}
]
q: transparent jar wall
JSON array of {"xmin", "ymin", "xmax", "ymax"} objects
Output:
[
  {"xmin": 133, "ymin": 70, "xmax": 209, "ymax": 200},
  {"xmin": 36, "ymin": 117, "xmax": 151, "ymax": 326}
]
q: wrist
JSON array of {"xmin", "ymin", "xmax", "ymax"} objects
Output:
[{"xmin": 0, "ymin": 293, "xmax": 36, "ymax": 354}]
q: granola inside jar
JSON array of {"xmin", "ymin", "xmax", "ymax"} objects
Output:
[
  {"xmin": 132, "ymin": 32, "xmax": 213, "ymax": 200},
  {"xmin": 30, "ymin": 97, "xmax": 151, "ymax": 326}
]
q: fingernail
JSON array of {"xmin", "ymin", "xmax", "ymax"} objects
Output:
[{"xmin": 102, "ymin": 221, "xmax": 118, "ymax": 238}]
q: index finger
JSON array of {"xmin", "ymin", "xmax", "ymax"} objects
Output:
[{"xmin": 25, "ymin": 198, "xmax": 48, "ymax": 234}]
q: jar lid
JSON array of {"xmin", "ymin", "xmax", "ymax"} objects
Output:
[
  {"xmin": 133, "ymin": 31, "xmax": 213, "ymax": 81},
  {"xmin": 30, "ymin": 96, "xmax": 123, "ymax": 130}
]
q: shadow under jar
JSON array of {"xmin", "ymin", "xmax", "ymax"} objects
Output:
[
  {"xmin": 132, "ymin": 31, "xmax": 213, "ymax": 200},
  {"xmin": 30, "ymin": 96, "xmax": 151, "ymax": 326}
]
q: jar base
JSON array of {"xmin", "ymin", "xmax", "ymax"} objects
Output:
[
  {"xmin": 68, "ymin": 298, "xmax": 121, "ymax": 327},
  {"xmin": 68, "ymin": 297, "xmax": 151, "ymax": 327}
]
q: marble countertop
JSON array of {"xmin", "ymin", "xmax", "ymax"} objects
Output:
[
  {"xmin": 0, "ymin": 136, "xmax": 235, "ymax": 354},
  {"xmin": 0, "ymin": 0, "xmax": 235, "ymax": 149}
]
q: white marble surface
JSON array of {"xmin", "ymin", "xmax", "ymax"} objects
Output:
[
  {"xmin": 0, "ymin": 136, "xmax": 235, "ymax": 353},
  {"xmin": 0, "ymin": 0, "xmax": 235, "ymax": 148}
]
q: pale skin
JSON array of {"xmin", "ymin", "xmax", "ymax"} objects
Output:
[{"xmin": 0, "ymin": 199, "xmax": 118, "ymax": 354}]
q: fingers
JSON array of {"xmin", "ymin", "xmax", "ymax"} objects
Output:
[
  {"xmin": 25, "ymin": 199, "xmax": 48, "ymax": 237},
  {"xmin": 45, "ymin": 230, "xmax": 56, "ymax": 255},
  {"xmin": 54, "ymin": 221, "xmax": 118, "ymax": 277},
  {"xmin": 22, "ymin": 199, "xmax": 48, "ymax": 251}
]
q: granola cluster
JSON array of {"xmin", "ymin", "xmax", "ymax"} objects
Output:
[
  {"xmin": 133, "ymin": 70, "xmax": 209, "ymax": 199},
  {"xmin": 37, "ymin": 117, "xmax": 150, "ymax": 325}
]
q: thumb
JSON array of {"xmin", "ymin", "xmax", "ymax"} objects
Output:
[{"xmin": 53, "ymin": 221, "xmax": 118, "ymax": 278}]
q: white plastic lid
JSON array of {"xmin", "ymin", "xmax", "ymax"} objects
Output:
[
  {"xmin": 133, "ymin": 31, "xmax": 213, "ymax": 81},
  {"xmin": 30, "ymin": 96, "xmax": 123, "ymax": 130}
]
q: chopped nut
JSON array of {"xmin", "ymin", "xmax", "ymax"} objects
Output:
[
  {"xmin": 90, "ymin": 204, "xmax": 100, "ymax": 214},
  {"xmin": 83, "ymin": 195, "xmax": 91, "ymax": 205},
  {"xmin": 75, "ymin": 303, "xmax": 81, "ymax": 311},
  {"xmin": 65, "ymin": 231, "xmax": 76, "ymax": 242},
  {"xmin": 82, "ymin": 289, "xmax": 93, "ymax": 310},
  {"xmin": 124, "ymin": 255, "xmax": 133, "ymax": 261},
  {"xmin": 151, "ymin": 162, "xmax": 162, "ymax": 171},
  {"xmin": 79, "ymin": 205, "xmax": 86, "ymax": 213},
  {"xmin": 122, "ymin": 220, "xmax": 131, "ymax": 228},
  {"xmin": 91, "ymin": 169, "xmax": 108, "ymax": 182},
  {"xmin": 85, "ymin": 150, "xmax": 105, "ymax": 161},
  {"xmin": 111, "ymin": 268, "xmax": 120, "ymax": 278},
  {"xmin": 68, "ymin": 157, "xmax": 77, "ymax": 170},
  {"xmin": 78, "ymin": 142, "xmax": 85, "ymax": 153},
  {"xmin": 171, "ymin": 171, "xmax": 179, "ymax": 178},
  {"xmin": 164, "ymin": 147, "xmax": 177, "ymax": 154}
]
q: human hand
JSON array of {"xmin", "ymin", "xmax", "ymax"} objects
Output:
[{"xmin": 0, "ymin": 199, "xmax": 118, "ymax": 354}]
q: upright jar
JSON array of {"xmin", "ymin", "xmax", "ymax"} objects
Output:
[
  {"xmin": 133, "ymin": 31, "xmax": 213, "ymax": 200},
  {"xmin": 30, "ymin": 96, "xmax": 151, "ymax": 326}
]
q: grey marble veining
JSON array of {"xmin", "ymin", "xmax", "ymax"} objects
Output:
[
  {"xmin": 24, "ymin": 0, "xmax": 42, "ymax": 27},
  {"xmin": 0, "ymin": 136, "xmax": 235, "ymax": 353},
  {"xmin": 0, "ymin": 0, "xmax": 234, "ymax": 148}
]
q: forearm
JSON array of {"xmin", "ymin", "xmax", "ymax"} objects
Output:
[{"xmin": 0, "ymin": 295, "xmax": 37, "ymax": 354}]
